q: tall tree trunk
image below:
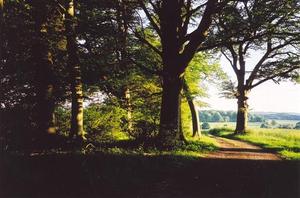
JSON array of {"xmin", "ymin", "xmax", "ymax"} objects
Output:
[
  {"xmin": 32, "ymin": 1, "xmax": 56, "ymax": 136},
  {"xmin": 158, "ymin": 1, "xmax": 184, "ymax": 148},
  {"xmin": 125, "ymin": 88, "xmax": 133, "ymax": 132},
  {"xmin": 159, "ymin": 73, "xmax": 183, "ymax": 148},
  {"xmin": 116, "ymin": 0, "xmax": 131, "ymax": 133},
  {"xmin": 0, "ymin": 0, "xmax": 3, "ymax": 67},
  {"xmin": 235, "ymin": 90, "xmax": 249, "ymax": 134},
  {"xmin": 66, "ymin": 0, "xmax": 86, "ymax": 140},
  {"xmin": 187, "ymin": 99, "xmax": 201, "ymax": 137},
  {"xmin": 182, "ymin": 79, "xmax": 201, "ymax": 137}
]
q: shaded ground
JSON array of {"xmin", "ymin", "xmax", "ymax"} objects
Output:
[
  {"xmin": 205, "ymin": 135, "xmax": 281, "ymax": 160},
  {"xmin": 0, "ymin": 151, "xmax": 299, "ymax": 198}
]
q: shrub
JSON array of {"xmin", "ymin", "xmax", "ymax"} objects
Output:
[
  {"xmin": 125, "ymin": 120, "xmax": 159, "ymax": 142},
  {"xmin": 84, "ymin": 104, "xmax": 126, "ymax": 141},
  {"xmin": 260, "ymin": 123, "xmax": 270, "ymax": 128},
  {"xmin": 278, "ymin": 124, "xmax": 294, "ymax": 129},
  {"xmin": 55, "ymin": 103, "xmax": 127, "ymax": 142},
  {"xmin": 295, "ymin": 122, "xmax": 300, "ymax": 129},
  {"xmin": 55, "ymin": 107, "xmax": 70, "ymax": 136},
  {"xmin": 202, "ymin": 122, "xmax": 210, "ymax": 130}
]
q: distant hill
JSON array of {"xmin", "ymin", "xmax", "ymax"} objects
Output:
[{"xmin": 254, "ymin": 112, "xmax": 300, "ymax": 121}]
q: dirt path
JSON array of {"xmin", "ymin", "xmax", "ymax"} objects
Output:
[{"xmin": 205, "ymin": 136, "xmax": 281, "ymax": 160}]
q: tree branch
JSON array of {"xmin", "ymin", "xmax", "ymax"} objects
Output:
[
  {"xmin": 133, "ymin": 30, "xmax": 163, "ymax": 57},
  {"xmin": 226, "ymin": 44, "xmax": 239, "ymax": 76},
  {"xmin": 128, "ymin": 57, "xmax": 162, "ymax": 76},
  {"xmin": 251, "ymin": 66, "xmax": 300, "ymax": 89},
  {"xmin": 139, "ymin": 0, "xmax": 162, "ymax": 38},
  {"xmin": 180, "ymin": 0, "xmax": 218, "ymax": 68}
]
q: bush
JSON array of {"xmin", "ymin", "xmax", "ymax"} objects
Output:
[
  {"xmin": 260, "ymin": 123, "xmax": 270, "ymax": 128},
  {"xmin": 201, "ymin": 122, "xmax": 210, "ymax": 130},
  {"xmin": 125, "ymin": 120, "xmax": 159, "ymax": 141},
  {"xmin": 55, "ymin": 107, "xmax": 71, "ymax": 136},
  {"xmin": 84, "ymin": 104, "xmax": 126, "ymax": 141},
  {"xmin": 55, "ymin": 103, "xmax": 127, "ymax": 142},
  {"xmin": 278, "ymin": 124, "xmax": 294, "ymax": 129},
  {"xmin": 295, "ymin": 122, "xmax": 300, "ymax": 129}
]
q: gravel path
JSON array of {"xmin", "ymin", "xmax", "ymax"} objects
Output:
[{"xmin": 205, "ymin": 136, "xmax": 281, "ymax": 160}]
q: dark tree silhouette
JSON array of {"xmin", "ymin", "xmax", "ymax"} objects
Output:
[{"xmin": 31, "ymin": 0, "xmax": 57, "ymax": 136}]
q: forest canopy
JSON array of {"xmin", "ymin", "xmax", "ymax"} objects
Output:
[{"xmin": 0, "ymin": 0, "xmax": 299, "ymax": 151}]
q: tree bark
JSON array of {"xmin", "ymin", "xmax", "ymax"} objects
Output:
[
  {"xmin": 125, "ymin": 88, "xmax": 133, "ymax": 132},
  {"xmin": 159, "ymin": 73, "xmax": 183, "ymax": 148},
  {"xmin": 32, "ymin": 1, "xmax": 56, "ymax": 136},
  {"xmin": 157, "ymin": 1, "xmax": 216, "ymax": 148},
  {"xmin": 158, "ymin": 1, "xmax": 184, "ymax": 148},
  {"xmin": 182, "ymin": 79, "xmax": 201, "ymax": 137},
  {"xmin": 0, "ymin": 0, "xmax": 3, "ymax": 67},
  {"xmin": 65, "ymin": 0, "xmax": 86, "ymax": 140},
  {"xmin": 187, "ymin": 99, "xmax": 201, "ymax": 137},
  {"xmin": 235, "ymin": 90, "xmax": 249, "ymax": 134}
]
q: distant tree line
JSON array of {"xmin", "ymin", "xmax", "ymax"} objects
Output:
[
  {"xmin": 199, "ymin": 110, "xmax": 265, "ymax": 123},
  {"xmin": 258, "ymin": 113, "xmax": 300, "ymax": 121},
  {"xmin": 261, "ymin": 120, "xmax": 300, "ymax": 129}
]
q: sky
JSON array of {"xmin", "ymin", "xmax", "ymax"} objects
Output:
[{"xmin": 203, "ymin": 52, "xmax": 300, "ymax": 114}]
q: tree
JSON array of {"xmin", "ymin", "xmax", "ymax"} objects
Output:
[
  {"xmin": 271, "ymin": 120, "xmax": 277, "ymax": 127},
  {"xmin": 135, "ymin": 0, "xmax": 230, "ymax": 148},
  {"xmin": 216, "ymin": 0, "xmax": 300, "ymax": 134},
  {"xmin": 65, "ymin": 0, "xmax": 86, "ymax": 140},
  {"xmin": 75, "ymin": 0, "xmax": 162, "ymax": 141},
  {"xmin": 182, "ymin": 53, "xmax": 224, "ymax": 137},
  {"xmin": 31, "ymin": 0, "xmax": 57, "ymax": 136}
]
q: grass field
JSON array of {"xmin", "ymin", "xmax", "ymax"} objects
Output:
[{"xmin": 209, "ymin": 125, "xmax": 300, "ymax": 160}]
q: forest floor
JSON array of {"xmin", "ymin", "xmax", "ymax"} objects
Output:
[{"xmin": 205, "ymin": 135, "xmax": 281, "ymax": 160}]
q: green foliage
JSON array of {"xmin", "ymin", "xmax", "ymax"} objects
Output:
[
  {"xmin": 208, "ymin": 127, "xmax": 234, "ymax": 136},
  {"xmin": 55, "ymin": 102, "xmax": 128, "ymax": 141},
  {"xmin": 184, "ymin": 53, "xmax": 223, "ymax": 99},
  {"xmin": 181, "ymin": 99, "xmax": 192, "ymax": 136},
  {"xmin": 55, "ymin": 107, "xmax": 71, "ymax": 136},
  {"xmin": 84, "ymin": 103, "xmax": 126, "ymax": 141},
  {"xmin": 125, "ymin": 120, "xmax": 159, "ymax": 141}
]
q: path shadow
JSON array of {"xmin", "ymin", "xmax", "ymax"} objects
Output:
[{"xmin": 0, "ymin": 153, "xmax": 299, "ymax": 198}]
